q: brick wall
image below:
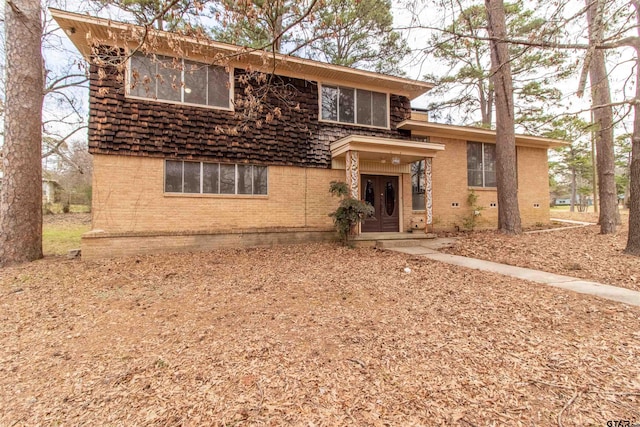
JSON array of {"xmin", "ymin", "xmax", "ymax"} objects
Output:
[
  {"xmin": 85, "ymin": 143, "xmax": 551, "ymax": 258},
  {"xmin": 90, "ymin": 155, "xmax": 344, "ymax": 234},
  {"xmin": 429, "ymin": 138, "xmax": 551, "ymax": 230}
]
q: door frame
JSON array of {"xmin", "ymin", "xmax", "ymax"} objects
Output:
[{"xmin": 359, "ymin": 173, "xmax": 403, "ymax": 233}]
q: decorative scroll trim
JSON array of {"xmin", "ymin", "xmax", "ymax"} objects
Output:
[
  {"xmin": 425, "ymin": 157, "xmax": 433, "ymax": 226},
  {"xmin": 346, "ymin": 150, "xmax": 360, "ymax": 199}
]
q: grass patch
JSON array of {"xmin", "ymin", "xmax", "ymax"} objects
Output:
[{"xmin": 43, "ymin": 222, "xmax": 90, "ymax": 256}]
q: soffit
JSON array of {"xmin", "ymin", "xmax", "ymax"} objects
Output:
[
  {"xmin": 330, "ymin": 135, "xmax": 445, "ymax": 164},
  {"xmin": 397, "ymin": 120, "xmax": 570, "ymax": 149},
  {"xmin": 50, "ymin": 8, "xmax": 433, "ymax": 100}
]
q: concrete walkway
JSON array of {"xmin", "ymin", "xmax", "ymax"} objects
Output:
[
  {"xmin": 388, "ymin": 242, "xmax": 640, "ymax": 307},
  {"xmin": 523, "ymin": 218, "xmax": 596, "ymax": 234}
]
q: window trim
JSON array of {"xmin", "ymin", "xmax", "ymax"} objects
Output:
[
  {"xmin": 318, "ymin": 83, "xmax": 390, "ymax": 130},
  {"xmin": 164, "ymin": 160, "xmax": 268, "ymax": 196},
  {"xmin": 126, "ymin": 52, "xmax": 235, "ymax": 112},
  {"xmin": 467, "ymin": 141, "xmax": 497, "ymax": 189}
]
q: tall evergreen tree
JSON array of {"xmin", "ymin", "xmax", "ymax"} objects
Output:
[
  {"xmin": 624, "ymin": 0, "xmax": 640, "ymax": 255},
  {"xmin": 311, "ymin": 0, "xmax": 408, "ymax": 75},
  {"xmin": 0, "ymin": 0, "xmax": 44, "ymax": 265},
  {"xmin": 211, "ymin": 0, "xmax": 319, "ymax": 53},
  {"xmin": 212, "ymin": 0, "xmax": 408, "ymax": 74},
  {"xmin": 584, "ymin": 0, "xmax": 618, "ymax": 234},
  {"xmin": 98, "ymin": 0, "xmax": 199, "ymax": 31},
  {"xmin": 425, "ymin": 2, "xmax": 570, "ymax": 129},
  {"xmin": 547, "ymin": 116, "xmax": 594, "ymax": 212},
  {"xmin": 485, "ymin": 0, "xmax": 521, "ymax": 234}
]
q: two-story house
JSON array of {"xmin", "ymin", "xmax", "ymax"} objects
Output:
[{"xmin": 52, "ymin": 9, "xmax": 566, "ymax": 259}]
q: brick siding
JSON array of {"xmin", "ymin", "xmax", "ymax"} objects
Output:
[{"xmin": 428, "ymin": 138, "xmax": 551, "ymax": 230}]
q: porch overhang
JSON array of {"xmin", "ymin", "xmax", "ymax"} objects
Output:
[
  {"xmin": 396, "ymin": 120, "xmax": 570, "ymax": 149},
  {"xmin": 330, "ymin": 135, "xmax": 445, "ymax": 164}
]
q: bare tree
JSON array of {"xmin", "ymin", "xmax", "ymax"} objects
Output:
[
  {"xmin": 0, "ymin": 0, "xmax": 44, "ymax": 265},
  {"xmin": 485, "ymin": 0, "xmax": 521, "ymax": 234}
]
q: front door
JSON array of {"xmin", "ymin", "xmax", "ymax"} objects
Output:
[{"xmin": 361, "ymin": 175, "xmax": 400, "ymax": 233}]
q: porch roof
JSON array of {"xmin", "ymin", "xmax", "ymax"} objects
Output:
[
  {"xmin": 330, "ymin": 135, "xmax": 445, "ymax": 164},
  {"xmin": 396, "ymin": 120, "xmax": 570, "ymax": 149}
]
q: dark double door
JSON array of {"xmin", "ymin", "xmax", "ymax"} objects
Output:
[{"xmin": 361, "ymin": 175, "xmax": 399, "ymax": 233}]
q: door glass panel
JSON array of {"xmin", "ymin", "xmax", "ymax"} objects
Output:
[
  {"xmin": 364, "ymin": 179, "xmax": 375, "ymax": 208},
  {"xmin": 385, "ymin": 181, "xmax": 395, "ymax": 216}
]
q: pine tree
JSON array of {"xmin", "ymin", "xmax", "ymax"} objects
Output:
[
  {"xmin": 486, "ymin": 0, "xmax": 521, "ymax": 234},
  {"xmin": 0, "ymin": 0, "xmax": 44, "ymax": 265}
]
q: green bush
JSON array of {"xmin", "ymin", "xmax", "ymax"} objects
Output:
[{"xmin": 328, "ymin": 181, "xmax": 374, "ymax": 245}]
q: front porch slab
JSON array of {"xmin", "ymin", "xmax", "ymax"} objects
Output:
[{"xmin": 352, "ymin": 232, "xmax": 437, "ymax": 248}]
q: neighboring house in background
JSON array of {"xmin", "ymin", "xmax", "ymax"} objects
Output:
[
  {"xmin": 42, "ymin": 179, "xmax": 60, "ymax": 204},
  {"xmin": 0, "ymin": 177, "xmax": 59, "ymax": 204},
  {"xmin": 553, "ymin": 196, "xmax": 593, "ymax": 207},
  {"xmin": 52, "ymin": 9, "xmax": 567, "ymax": 260}
]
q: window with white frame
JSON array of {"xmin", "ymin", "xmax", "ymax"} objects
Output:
[
  {"xmin": 467, "ymin": 142, "xmax": 497, "ymax": 187},
  {"xmin": 165, "ymin": 160, "xmax": 268, "ymax": 195},
  {"xmin": 321, "ymin": 85, "xmax": 388, "ymax": 128},
  {"xmin": 128, "ymin": 52, "xmax": 231, "ymax": 109},
  {"xmin": 411, "ymin": 160, "xmax": 426, "ymax": 210}
]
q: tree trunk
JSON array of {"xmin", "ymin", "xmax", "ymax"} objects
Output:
[
  {"xmin": 0, "ymin": 0, "xmax": 44, "ymax": 266},
  {"xmin": 586, "ymin": 0, "xmax": 618, "ymax": 234},
  {"xmin": 570, "ymin": 164, "xmax": 576, "ymax": 212},
  {"xmin": 626, "ymin": 96, "xmax": 640, "ymax": 255},
  {"xmin": 485, "ymin": 0, "xmax": 521, "ymax": 234},
  {"xmin": 624, "ymin": 1, "xmax": 640, "ymax": 255}
]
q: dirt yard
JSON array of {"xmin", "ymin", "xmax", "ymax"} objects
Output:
[
  {"xmin": 445, "ymin": 210, "xmax": 640, "ymax": 291},
  {"xmin": 1, "ymin": 243, "xmax": 639, "ymax": 425}
]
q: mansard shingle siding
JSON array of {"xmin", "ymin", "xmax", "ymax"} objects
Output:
[{"xmin": 88, "ymin": 63, "xmax": 412, "ymax": 168}]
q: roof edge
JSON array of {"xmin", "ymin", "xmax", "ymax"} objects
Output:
[
  {"xmin": 49, "ymin": 8, "xmax": 434, "ymax": 99},
  {"xmin": 397, "ymin": 120, "xmax": 571, "ymax": 149}
]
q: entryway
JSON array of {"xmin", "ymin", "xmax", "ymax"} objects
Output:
[{"xmin": 361, "ymin": 175, "xmax": 399, "ymax": 233}]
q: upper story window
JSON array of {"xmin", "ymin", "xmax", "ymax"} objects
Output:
[
  {"xmin": 128, "ymin": 52, "xmax": 231, "ymax": 109},
  {"xmin": 320, "ymin": 85, "xmax": 388, "ymax": 128},
  {"xmin": 467, "ymin": 142, "xmax": 496, "ymax": 187}
]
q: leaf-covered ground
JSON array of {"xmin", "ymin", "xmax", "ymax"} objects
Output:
[
  {"xmin": 445, "ymin": 211, "xmax": 640, "ymax": 291},
  {"xmin": 1, "ymin": 243, "xmax": 639, "ymax": 425}
]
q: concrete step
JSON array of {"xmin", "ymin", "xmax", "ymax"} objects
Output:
[{"xmin": 375, "ymin": 236, "xmax": 437, "ymax": 249}]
